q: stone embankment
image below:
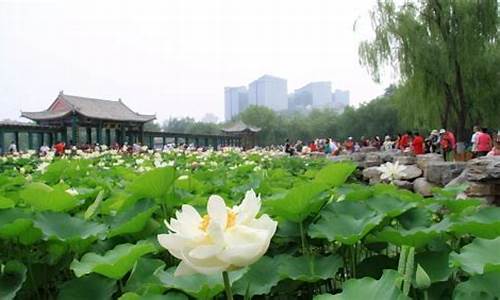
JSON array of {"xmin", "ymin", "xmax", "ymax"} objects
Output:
[{"xmin": 328, "ymin": 147, "xmax": 500, "ymax": 203}]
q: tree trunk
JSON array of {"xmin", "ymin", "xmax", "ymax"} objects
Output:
[{"xmin": 454, "ymin": 60, "xmax": 468, "ymax": 143}]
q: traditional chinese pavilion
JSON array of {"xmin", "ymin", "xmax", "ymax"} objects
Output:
[
  {"xmin": 0, "ymin": 91, "xmax": 243, "ymax": 153},
  {"xmin": 222, "ymin": 121, "xmax": 260, "ymax": 149},
  {"xmin": 20, "ymin": 91, "xmax": 156, "ymax": 146}
]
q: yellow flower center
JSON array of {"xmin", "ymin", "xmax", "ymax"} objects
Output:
[
  {"xmin": 198, "ymin": 210, "xmax": 237, "ymax": 232},
  {"xmin": 226, "ymin": 211, "xmax": 236, "ymax": 228},
  {"xmin": 199, "ymin": 215, "xmax": 210, "ymax": 231}
]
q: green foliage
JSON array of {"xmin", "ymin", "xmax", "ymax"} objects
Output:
[
  {"xmin": 70, "ymin": 241, "xmax": 157, "ymax": 279},
  {"xmin": 1, "ymin": 150, "xmax": 499, "ymax": 299},
  {"xmin": 58, "ymin": 274, "xmax": 117, "ymax": 300},
  {"xmin": 450, "ymin": 237, "xmax": 500, "ymax": 275},
  {"xmin": 315, "ymin": 270, "xmax": 410, "ymax": 300},
  {"xmin": 359, "ymin": 0, "xmax": 500, "ymax": 140},
  {"xmin": 0, "ymin": 261, "xmax": 27, "ymax": 300},
  {"xmin": 278, "ymin": 254, "xmax": 343, "ymax": 283}
]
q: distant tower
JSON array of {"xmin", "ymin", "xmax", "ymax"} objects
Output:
[
  {"xmin": 224, "ymin": 86, "xmax": 248, "ymax": 121},
  {"xmin": 248, "ymin": 75, "xmax": 288, "ymax": 111}
]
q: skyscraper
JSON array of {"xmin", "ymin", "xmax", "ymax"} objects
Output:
[
  {"xmin": 248, "ymin": 75, "xmax": 288, "ymax": 111},
  {"xmin": 332, "ymin": 89, "xmax": 350, "ymax": 110},
  {"xmin": 292, "ymin": 81, "xmax": 332, "ymax": 110},
  {"xmin": 224, "ymin": 86, "xmax": 248, "ymax": 121}
]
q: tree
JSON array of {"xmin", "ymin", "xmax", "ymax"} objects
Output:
[{"xmin": 359, "ymin": 0, "xmax": 499, "ymax": 142}]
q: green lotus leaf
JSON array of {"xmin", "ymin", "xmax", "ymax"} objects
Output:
[
  {"xmin": 356, "ymin": 255, "xmax": 397, "ymax": 279},
  {"xmin": 368, "ymin": 219, "xmax": 451, "ymax": 248},
  {"xmin": 106, "ymin": 199, "xmax": 158, "ymax": 238},
  {"xmin": 232, "ymin": 256, "xmax": 282, "ymax": 296},
  {"xmin": 363, "ymin": 196, "xmax": 416, "ymax": 218},
  {"xmin": 453, "ymin": 271, "xmax": 500, "ymax": 300},
  {"xmin": 0, "ymin": 208, "xmax": 32, "ymax": 237},
  {"xmin": 119, "ymin": 291, "xmax": 188, "ymax": 300},
  {"xmin": 84, "ymin": 190, "xmax": 105, "ymax": 220},
  {"xmin": 33, "ymin": 211, "xmax": 107, "ymax": 242},
  {"xmin": 398, "ymin": 207, "xmax": 432, "ymax": 230},
  {"xmin": 0, "ymin": 261, "xmax": 27, "ymax": 300},
  {"xmin": 415, "ymin": 251, "xmax": 453, "ymax": 283},
  {"xmin": 450, "ymin": 207, "xmax": 500, "ymax": 239},
  {"xmin": 71, "ymin": 240, "xmax": 157, "ymax": 279},
  {"xmin": 124, "ymin": 258, "xmax": 166, "ymax": 295},
  {"xmin": 157, "ymin": 267, "xmax": 246, "ymax": 300},
  {"xmin": 450, "ymin": 237, "xmax": 500, "ymax": 275},
  {"xmin": 0, "ymin": 195, "xmax": 15, "ymax": 209},
  {"xmin": 266, "ymin": 182, "xmax": 328, "ymax": 223},
  {"xmin": 19, "ymin": 182, "xmax": 79, "ymax": 212},
  {"xmin": 314, "ymin": 162, "xmax": 356, "ymax": 187},
  {"xmin": 314, "ymin": 270, "xmax": 410, "ymax": 300},
  {"xmin": 58, "ymin": 274, "xmax": 116, "ymax": 300},
  {"xmin": 309, "ymin": 200, "xmax": 384, "ymax": 244},
  {"xmin": 278, "ymin": 254, "xmax": 342, "ymax": 282},
  {"xmin": 128, "ymin": 167, "xmax": 176, "ymax": 201},
  {"xmin": 100, "ymin": 191, "xmax": 136, "ymax": 215}
]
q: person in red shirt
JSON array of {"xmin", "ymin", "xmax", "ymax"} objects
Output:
[
  {"xmin": 476, "ymin": 128, "xmax": 492, "ymax": 157},
  {"xmin": 54, "ymin": 141, "xmax": 65, "ymax": 156},
  {"xmin": 412, "ymin": 132, "xmax": 425, "ymax": 155},
  {"xmin": 487, "ymin": 136, "xmax": 500, "ymax": 156},
  {"xmin": 309, "ymin": 141, "xmax": 317, "ymax": 152},
  {"xmin": 439, "ymin": 129, "xmax": 457, "ymax": 161},
  {"xmin": 399, "ymin": 131, "xmax": 411, "ymax": 150}
]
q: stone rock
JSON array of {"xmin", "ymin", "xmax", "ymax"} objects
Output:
[
  {"xmin": 400, "ymin": 165, "xmax": 423, "ymax": 180},
  {"xmin": 413, "ymin": 178, "xmax": 436, "ymax": 197},
  {"xmin": 394, "ymin": 155, "xmax": 417, "ymax": 165},
  {"xmin": 445, "ymin": 169, "xmax": 468, "ymax": 188},
  {"xmin": 466, "ymin": 157, "xmax": 500, "ymax": 182},
  {"xmin": 351, "ymin": 152, "xmax": 366, "ymax": 162},
  {"xmin": 466, "ymin": 182, "xmax": 497, "ymax": 197},
  {"xmin": 416, "ymin": 153, "xmax": 444, "ymax": 173},
  {"xmin": 393, "ymin": 180, "xmax": 413, "ymax": 191},
  {"xmin": 329, "ymin": 155, "xmax": 352, "ymax": 162},
  {"xmin": 362, "ymin": 166, "xmax": 382, "ymax": 184},
  {"xmin": 360, "ymin": 146, "xmax": 378, "ymax": 153},
  {"xmin": 425, "ymin": 161, "xmax": 467, "ymax": 186},
  {"xmin": 379, "ymin": 150, "xmax": 401, "ymax": 163},
  {"xmin": 362, "ymin": 153, "xmax": 382, "ymax": 168}
]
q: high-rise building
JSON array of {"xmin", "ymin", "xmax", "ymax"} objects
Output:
[
  {"xmin": 224, "ymin": 86, "xmax": 248, "ymax": 121},
  {"xmin": 332, "ymin": 89, "xmax": 350, "ymax": 111},
  {"xmin": 248, "ymin": 75, "xmax": 288, "ymax": 111},
  {"xmin": 292, "ymin": 82, "xmax": 332, "ymax": 110}
]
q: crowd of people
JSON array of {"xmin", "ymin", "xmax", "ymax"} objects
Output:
[{"xmin": 284, "ymin": 126, "xmax": 500, "ymax": 160}]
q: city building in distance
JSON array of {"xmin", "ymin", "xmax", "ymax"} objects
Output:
[
  {"xmin": 248, "ymin": 75, "xmax": 288, "ymax": 112},
  {"xmin": 290, "ymin": 81, "xmax": 333, "ymax": 111},
  {"xmin": 332, "ymin": 89, "xmax": 350, "ymax": 112},
  {"xmin": 224, "ymin": 75, "xmax": 349, "ymax": 120},
  {"xmin": 224, "ymin": 86, "xmax": 248, "ymax": 121}
]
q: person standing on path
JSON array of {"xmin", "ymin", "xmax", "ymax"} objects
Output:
[
  {"xmin": 412, "ymin": 132, "xmax": 425, "ymax": 155},
  {"xmin": 476, "ymin": 128, "xmax": 492, "ymax": 157}
]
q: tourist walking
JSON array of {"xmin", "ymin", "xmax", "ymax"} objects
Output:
[
  {"xmin": 470, "ymin": 126, "xmax": 481, "ymax": 156},
  {"xmin": 439, "ymin": 129, "xmax": 456, "ymax": 161},
  {"xmin": 487, "ymin": 136, "xmax": 500, "ymax": 156},
  {"xmin": 412, "ymin": 132, "xmax": 425, "ymax": 155},
  {"xmin": 476, "ymin": 128, "xmax": 492, "ymax": 157},
  {"xmin": 8, "ymin": 141, "xmax": 17, "ymax": 153}
]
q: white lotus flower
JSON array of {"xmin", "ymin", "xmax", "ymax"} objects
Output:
[
  {"xmin": 65, "ymin": 188, "xmax": 79, "ymax": 196},
  {"xmin": 37, "ymin": 162, "xmax": 50, "ymax": 174},
  {"xmin": 158, "ymin": 190, "xmax": 277, "ymax": 276},
  {"xmin": 378, "ymin": 161, "xmax": 407, "ymax": 182}
]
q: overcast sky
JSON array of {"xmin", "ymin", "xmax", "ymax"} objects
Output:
[{"xmin": 0, "ymin": 0, "xmax": 393, "ymax": 123}]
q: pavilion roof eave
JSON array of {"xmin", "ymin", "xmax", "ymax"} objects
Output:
[{"xmin": 21, "ymin": 110, "xmax": 156, "ymax": 123}]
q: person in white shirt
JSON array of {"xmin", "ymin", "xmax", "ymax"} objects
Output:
[
  {"xmin": 8, "ymin": 141, "xmax": 17, "ymax": 153},
  {"xmin": 471, "ymin": 125, "xmax": 481, "ymax": 155},
  {"xmin": 39, "ymin": 144, "xmax": 50, "ymax": 156}
]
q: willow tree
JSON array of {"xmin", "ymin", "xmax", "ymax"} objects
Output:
[{"xmin": 359, "ymin": 0, "xmax": 499, "ymax": 142}]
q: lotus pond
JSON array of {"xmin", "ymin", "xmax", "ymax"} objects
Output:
[{"xmin": 1, "ymin": 149, "xmax": 499, "ymax": 299}]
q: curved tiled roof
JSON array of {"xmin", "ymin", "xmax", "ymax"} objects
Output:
[
  {"xmin": 222, "ymin": 121, "xmax": 261, "ymax": 133},
  {"xmin": 22, "ymin": 93, "xmax": 156, "ymax": 123}
]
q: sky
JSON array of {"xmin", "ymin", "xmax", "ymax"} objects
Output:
[{"xmin": 0, "ymin": 0, "xmax": 393, "ymax": 123}]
